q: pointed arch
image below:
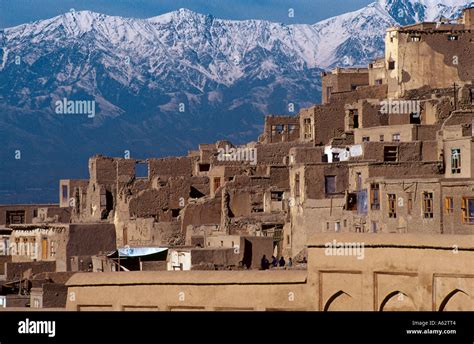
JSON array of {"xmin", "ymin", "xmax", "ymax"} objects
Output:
[
  {"xmin": 324, "ymin": 290, "xmax": 351, "ymax": 311},
  {"xmin": 439, "ymin": 289, "xmax": 469, "ymax": 312}
]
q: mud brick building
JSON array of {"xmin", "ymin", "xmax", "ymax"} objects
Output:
[{"xmin": 2, "ymin": 7, "xmax": 474, "ymax": 311}]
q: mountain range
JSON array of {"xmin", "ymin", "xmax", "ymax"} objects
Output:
[{"xmin": 0, "ymin": 0, "xmax": 472, "ymax": 203}]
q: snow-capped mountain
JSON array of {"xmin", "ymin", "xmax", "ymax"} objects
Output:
[
  {"xmin": 0, "ymin": 0, "xmax": 472, "ymax": 203},
  {"xmin": 313, "ymin": 0, "xmax": 473, "ymax": 67}
]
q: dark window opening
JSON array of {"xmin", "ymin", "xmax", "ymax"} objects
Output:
[
  {"xmin": 272, "ymin": 124, "xmax": 284, "ymax": 135},
  {"xmin": 423, "ymin": 192, "xmax": 433, "ymax": 219},
  {"xmin": 271, "ymin": 191, "xmax": 284, "ymax": 202},
  {"xmin": 213, "ymin": 177, "xmax": 221, "ymax": 191},
  {"xmin": 362, "ymin": 136, "xmax": 370, "ymax": 142},
  {"xmin": 384, "ymin": 146, "xmax": 398, "ymax": 162},
  {"xmin": 102, "ymin": 191, "xmax": 114, "ymax": 219},
  {"xmin": 190, "ymin": 186, "xmax": 205, "ymax": 199},
  {"xmin": 325, "ymin": 176, "xmax": 336, "ymax": 195},
  {"xmin": 451, "ymin": 149, "xmax": 461, "ymax": 174},
  {"xmin": 388, "ymin": 61, "xmax": 395, "ymax": 70},
  {"xmin": 172, "ymin": 209, "xmax": 180, "ymax": 218},
  {"xmin": 448, "ymin": 35, "xmax": 458, "ymax": 41},
  {"xmin": 410, "ymin": 112, "xmax": 421, "ymax": 124},
  {"xmin": 62, "ymin": 185, "xmax": 68, "ymax": 202},
  {"xmin": 407, "ymin": 193, "xmax": 413, "ymax": 215},
  {"xmin": 6, "ymin": 210, "xmax": 25, "ymax": 225},
  {"xmin": 388, "ymin": 194, "xmax": 397, "ymax": 218},
  {"xmin": 332, "ymin": 152, "xmax": 340, "ymax": 162},
  {"xmin": 346, "ymin": 192, "xmax": 357, "ymax": 211},
  {"xmin": 198, "ymin": 163, "xmax": 210, "ymax": 172},
  {"xmin": 370, "ymin": 183, "xmax": 380, "ymax": 210},
  {"xmin": 353, "ymin": 114, "xmax": 359, "ymax": 129}
]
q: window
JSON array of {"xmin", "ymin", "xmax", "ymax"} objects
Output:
[
  {"xmin": 410, "ymin": 36, "xmax": 421, "ymax": 42},
  {"xmin": 370, "ymin": 183, "xmax": 380, "ymax": 210},
  {"xmin": 271, "ymin": 191, "xmax": 283, "ymax": 201},
  {"xmin": 303, "ymin": 118, "xmax": 312, "ymax": 139},
  {"xmin": 384, "ymin": 146, "xmax": 398, "ymax": 162},
  {"xmin": 462, "ymin": 197, "xmax": 474, "ymax": 224},
  {"xmin": 388, "ymin": 61, "xmax": 395, "ymax": 70},
  {"xmin": 325, "ymin": 176, "xmax": 336, "ymax": 194},
  {"xmin": 335, "ymin": 222, "xmax": 341, "ymax": 232},
  {"xmin": 332, "ymin": 152, "xmax": 340, "ymax": 162},
  {"xmin": 275, "ymin": 124, "xmax": 285, "ymax": 135},
  {"xmin": 375, "ymin": 79, "xmax": 383, "ymax": 85},
  {"xmin": 451, "ymin": 149, "xmax": 461, "ymax": 174},
  {"xmin": 171, "ymin": 209, "xmax": 180, "ymax": 218},
  {"xmin": 388, "ymin": 194, "xmax": 397, "ymax": 218},
  {"xmin": 448, "ymin": 35, "xmax": 458, "ymax": 41},
  {"xmin": 213, "ymin": 177, "xmax": 221, "ymax": 191},
  {"xmin": 407, "ymin": 193, "xmax": 413, "ymax": 215},
  {"xmin": 198, "ymin": 163, "xmax": 210, "ymax": 172},
  {"xmin": 445, "ymin": 197, "xmax": 454, "ymax": 214},
  {"xmin": 392, "ymin": 133, "xmax": 400, "ymax": 142},
  {"xmin": 379, "ymin": 135, "xmax": 384, "ymax": 142},
  {"xmin": 288, "ymin": 124, "xmax": 297, "ymax": 134},
  {"xmin": 410, "ymin": 112, "xmax": 421, "ymax": 124},
  {"xmin": 326, "ymin": 222, "xmax": 330, "ymax": 231},
  {"xmin": 62, "ymin": 185, "xmax": 68, "ymax": 202},
  {"xmin": 362, "ymin": 136, "xmax": 370, "ymax": 142},
  {"xmin": 286, "ymin": 235, "xmax": 290, "ymax": 245},
  {"xmin": 6, "ymin": 210, "xmax": 25, "ymax": 225},
  {"xmin": 326, "ymin": 86, "xmax": 333, "ymax": 102},
  {"xmin": 295, "ymin": 173, "xmax": 300, "ymax": 197},
  {"xmin": 423, "ymin": 192, "xmax": 433, "ymax": 218},
  {"xmin": 343, "ymin": 219, "xmax": 347, "ymax": 227},
  {"xmin": 356, "ymin": 173, "xmax": 362, "ymax": 191},
  {"xmin": 350, "ymin": 109, "xmax": 359, "ymax": 129}
]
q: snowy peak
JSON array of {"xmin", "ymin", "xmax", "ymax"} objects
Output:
[{"xmin": 378, "ymin": 0, "xmax": 472, "ymax": 23}]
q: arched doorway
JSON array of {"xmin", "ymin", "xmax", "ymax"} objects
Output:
[
  {"xmin": 324, "ymin": 290, "xmax": 352, "ymax": 311},
  {"xmin": 439, "ymin": 289, "xmax": 470, "ymax": 311},
  {"xmin": 380, "ymin": 291, "xmax": 416, "ymax": 311}
]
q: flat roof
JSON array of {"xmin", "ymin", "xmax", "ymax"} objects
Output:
[
  {"xmin": 66, "ymin": 270, "xmax": 307, "ymax": 287},
  {"xmin": 307, "ymin": 233, "xmax": 474, "ymax": 250}
]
